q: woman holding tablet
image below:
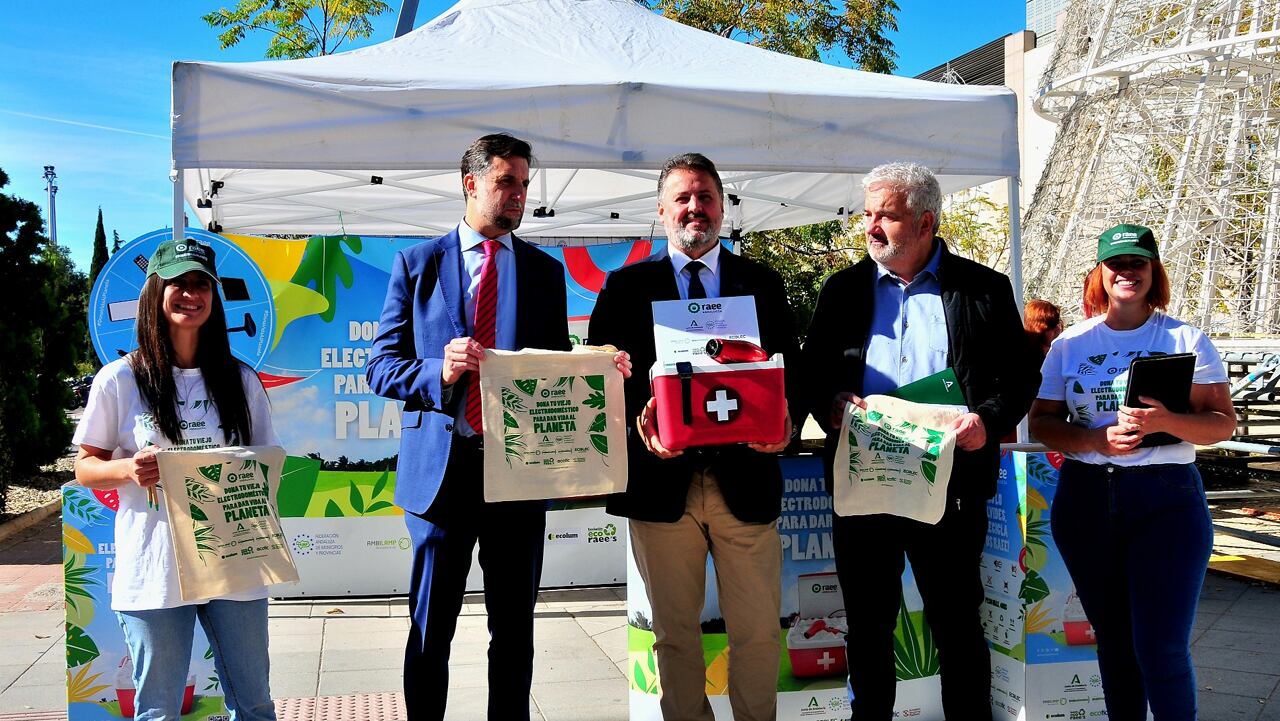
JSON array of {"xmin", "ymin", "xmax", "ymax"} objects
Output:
[
  {"xmin": 72, "ymin": 238, "xmax": 278, "ymax": 721},
  {"xmin": 1027, "ymin": 224, "xmax": 1235, "ymax": 721}
]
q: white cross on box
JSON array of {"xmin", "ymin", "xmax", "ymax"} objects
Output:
[
  {"xmin": 705, "ymin": 389, "xmax": 739, "ymax": 422},
  {"xmin": 817, "ymin": 651, "xmax": 836, "ymax": 670}
]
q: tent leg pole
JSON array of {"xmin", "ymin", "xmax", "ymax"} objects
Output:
[
  {"xmin": 1007, "ymin": 176, "xmax": 1030, "ymax": 443},
  {"xmin": 1007, "ymin": 176, "xmax": 1023, "ymax": 308},
  {"xmin": 173, "ymin": 172, "xmax": 185, "ymax": 239}
]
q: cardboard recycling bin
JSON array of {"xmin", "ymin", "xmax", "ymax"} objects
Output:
[
  {"xmin": 787, "ymin": 571, "xmax": 848, "ymax": 678},
  {"xmin": 650, "ymin": 354, "xmax": 786, "ymax": 451}
]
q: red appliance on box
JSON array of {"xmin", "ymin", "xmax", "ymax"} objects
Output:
[
  {"xmin": 650, "ymin": 353, "xmax": 786, "ymax": 451},
  {"xmin": 787, "ymin": 571, "xmax": 848, "ymax": 678}
]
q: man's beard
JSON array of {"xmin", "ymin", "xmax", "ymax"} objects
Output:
[
  {"xmin": 670, "ymin": 220, "xmax": 722, "ymax": 254},
  {"xmin": 492, "ymin": 212, "xmax": 520, "ymax": 232},
  {"xmin": 867, "ymin": 235, "xmax": 903, "ymax": 264}
]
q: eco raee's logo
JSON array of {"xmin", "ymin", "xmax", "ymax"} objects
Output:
[
  {"xmin": 687, "ymin": 301, "xmax": 723, "ymax": 313},
  {"xmin": 587, "ymin": 523, "xmax": 618, "ymax": 543}
]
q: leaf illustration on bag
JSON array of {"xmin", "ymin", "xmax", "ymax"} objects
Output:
[
  {"xmin": 185, "ymin": 477, "xmax": 216, "ymax": 503},
  {"xmin": 197, "ymin": 462, "xmax": 223, "ymax": 483},
  {"xmin": 501, "ymin": 386, "xmax": 527, "ymax": 412},
  {"xmin": 583, "ymin": 391, "xmax": 606, "ymax": 410},
  {"xmin": 505, "ymin": 432, "xmax": 526, "ymax": 467},
  {"xmin": 588, "ymin": 412, "xmax": 607, "ymax": 433},
  {"xmin": 193, "ymin": 524, "xmax": 221, "ymax": 564},
  {"xmin": 513, "ymin": 378, "xmax": 539, "ymax": 396},
  {"xmin": 590, "ymin": 433, "xmax": 609, "ymax": 458},
  {"xmin": 582, "ymin": 374, "xmax": 605, "ymax": 391},
  {"xmin": 189, "ymin": 503, "xmax": 209, "ymax": 522},
  {"xmin": 921, "ymin": 461, "xmax": 937, "ymax": 485},
  {"xmin": 504, "ymin": 410, "xmax": 520, "ymax": 429}
]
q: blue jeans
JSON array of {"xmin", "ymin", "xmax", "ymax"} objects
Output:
[
  {"xmin": 1051, "ymin": 460, "xmax": 1212, "ymax": 721},
  {"xmin": 116, "ymin": 598, "xmax": 275, "ymax": 721}
]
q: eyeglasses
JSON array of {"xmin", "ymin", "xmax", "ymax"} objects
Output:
[{"xmin": 1102, "ymin": 256, "xmax": 1150, "ymax": 272}]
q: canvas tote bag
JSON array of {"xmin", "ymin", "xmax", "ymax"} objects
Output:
[
  {"xmin": 480, "ymin": 346, "xmax": 628, "ymax": 502},
  {"xmin": 832, "ymin": 395, "xmax": 965, "ymax": 524},
  {"xmin": 159, "ymin": 445, "xmax": 299, "ymax": 601}
]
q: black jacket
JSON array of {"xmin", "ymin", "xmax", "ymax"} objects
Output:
[
  {"xmin": 802, "ymin": 241, "xmax": 1040, "ymax": 503},
  {"xmin": 588, "ymin": 247, "xmax": 802, "ymax": 523}
]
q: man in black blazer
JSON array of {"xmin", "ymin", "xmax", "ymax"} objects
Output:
[
  {"xmin": 588, "ymin": 153, "xmax": 800, "ymax": 721},
  {"xmin": 803, "ymin": 162, "xmax": 1039, "ymax": 720}
]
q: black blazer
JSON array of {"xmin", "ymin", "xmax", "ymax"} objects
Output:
[
  {"xmin": 802, "ymin": 241, "xmax": 1040, "ymax": 503},
  {"xmin": 588, "ymin": 247, "xmax": 802, "ymax": 523}
]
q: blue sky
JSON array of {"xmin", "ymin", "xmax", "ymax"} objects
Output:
[{"xmin": 1, "ymin": 0, "xmax": 1025, "ymax": 273}]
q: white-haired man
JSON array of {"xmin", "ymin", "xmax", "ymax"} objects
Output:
[{"xmin": 803, "ymin": 162, "xmax": 1039, "ymax": 720}]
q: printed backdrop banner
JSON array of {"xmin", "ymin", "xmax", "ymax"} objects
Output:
[
  {"xmin": 985, "ymin": 450, "xmax": 1108, "ymax": 720},
  {"xmin": 627, "ymin": 456, "xmax": 944, "ymax": 721},
  {"xmin": 625, "ymin": 451, "xmax": 1105, "ymax": 721},
  {"xmin": 85, "ymin": 229, "xmax": 653, "ymax": 597},
  {"xmin": 64, "ymin": 484, "xmax": 230, "ymax": 720}
]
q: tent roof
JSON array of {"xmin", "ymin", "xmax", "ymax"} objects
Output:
[{"xmin": 173, "ymin": 0, "xmax": 1018, "ymax": 237}]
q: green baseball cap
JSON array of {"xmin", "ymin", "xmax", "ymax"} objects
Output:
[
  {"xmin": 1097, "ymin": 224, "xmax": 1158, "ymax": 262},
  {"xmin": 147, "ymin": 238, "xmax": 220, "ymax": 283}
]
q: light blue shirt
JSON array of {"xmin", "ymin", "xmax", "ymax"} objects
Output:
[
  {"xmin": 455, "ymin": 221, "xmax": 517, "ymax": 436},
  {"xmin": 862, "ymin": 240, "xmax": 949, "ymax": 397},
  {"xmin": 667, "ymin": 241, "xmax": 722, "ymax": 299}
]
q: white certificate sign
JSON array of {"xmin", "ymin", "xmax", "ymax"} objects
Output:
[{"xmin": 651, "ymin": 297, "xmax": 761, "ymax": 366}]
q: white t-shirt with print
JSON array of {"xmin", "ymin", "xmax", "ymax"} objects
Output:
[
  {"xmin": 1037, "ymin": 312, "xmax": 1227, "ymax": 466},
  {"xmin": 73, "ymin": 358, "xmax": 278, "ymax": 611}
]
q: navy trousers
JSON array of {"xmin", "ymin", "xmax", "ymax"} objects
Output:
[
  {"xmin": 833, "ymin": 498, "xmax": 993, "ymax": 721},
  {"xmin": 1051, "ymin": 460, "xmax": 1212, "ymax": 721},
  {"xmin": 402, "ymin": 441, "xmax": 547, "ymax": 721}
]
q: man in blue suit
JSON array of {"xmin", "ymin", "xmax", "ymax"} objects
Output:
[{"xmin": 367, "ymin": 134, "xmax": 627, "ymax": 721}]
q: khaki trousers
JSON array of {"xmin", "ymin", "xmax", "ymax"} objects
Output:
[{"xmin": 630, "ymin": 469, "xmax": 782, "ymax": 721}]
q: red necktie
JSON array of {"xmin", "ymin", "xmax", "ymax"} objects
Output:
[{"xmin": 465, "ymin": 239, "xmax": 500, "ymax": 433}]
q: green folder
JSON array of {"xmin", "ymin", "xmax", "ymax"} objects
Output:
[{"xmin": 886, "ymin": 368, "xmax": 966, "ymax": 406}]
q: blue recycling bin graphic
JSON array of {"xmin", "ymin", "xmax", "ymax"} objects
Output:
[{"xmin": 88, "ymin": 228, "xmax": 274, "ymax": 369}]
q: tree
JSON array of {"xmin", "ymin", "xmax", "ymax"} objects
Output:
[
  {"xmin": 89, "ymin": 208, "xmax": 108, "ymax": 288},
  {"xmin": 653, "ymin": 0, "xmax": 900, "ymax": 337},
  {"xmin": 740, "ymin": 220, "xmax": 862, "ymax": 338},
  {"xmin": 939, "ymin": 191, "xmax": 1010, "ymax": 270},
  {"xmin": 111, "ymin": 230, "xmax": 122, "ymax": 254},
  {"xmin": 648, "ymin": 0, "xmax": 899, "ymax": 72},
  {"xmin": 0, "ymin": 167, "xmax": 82, "ymax": 511},
  {"xmin": 203, "ymin": 0, "xmax": 393, "ymax": 59}
]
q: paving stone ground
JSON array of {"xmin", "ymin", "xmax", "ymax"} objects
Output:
[{"xmin": 0, "ymin": 512, "xmax": 1276, "ymax": 720}]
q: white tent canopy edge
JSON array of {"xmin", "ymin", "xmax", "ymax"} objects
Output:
[{"xmin": 171, "ymin": 0, "xmax": 1020, "ymax": 259}]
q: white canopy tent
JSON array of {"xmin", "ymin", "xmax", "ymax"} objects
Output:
[{"xmin": 171, "ymin": 0, "xmax": 1022, "ymax": 289}]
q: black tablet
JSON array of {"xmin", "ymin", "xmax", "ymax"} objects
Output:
[{"xmin": 1123, "ymin": 353, "xmax": 1195, "ymax": 447}]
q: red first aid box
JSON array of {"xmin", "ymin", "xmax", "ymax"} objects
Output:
[
  {"xmin": 650, "ymin": 354, "xmax": 786, "ymax": 451},
  {"xmin": 787, "ymin": 571, "xmax": 847, "ymax": 678}
]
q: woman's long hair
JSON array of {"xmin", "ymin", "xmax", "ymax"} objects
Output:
[{"xmin": 129, "ymin": 274, "xmax": 253, "ymax": 446}]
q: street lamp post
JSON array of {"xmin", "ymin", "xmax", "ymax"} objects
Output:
[{"xmin": 42, "ymin": 165, "xmax": 58, "ymax": 246}]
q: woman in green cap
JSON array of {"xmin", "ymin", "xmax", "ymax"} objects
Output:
[
  {"xmin": 1027, "ymin": 224, "xmax": 1236, "ymax": 720},
  {"xmin": 71, "ymin": 238, "xmax": 279, "ymax": 721}
]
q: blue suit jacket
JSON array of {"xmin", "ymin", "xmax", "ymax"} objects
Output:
[{"xmin": 366, "ymin": 228, "xmax": 571, "ymax": 515}]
